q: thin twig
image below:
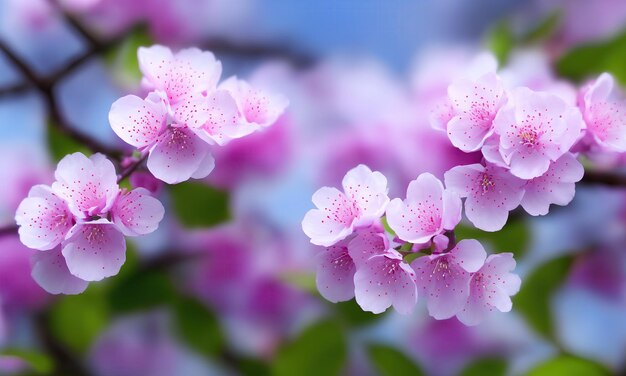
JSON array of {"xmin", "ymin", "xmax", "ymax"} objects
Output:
[
  {"xmin": 581, "ymin": 169, "xmax": 626, "ymax": 187},
  {"xmin": 0, "ymin": 224, "xmax": 17, "ymax": 236},
  {"xmin": 117, "ymin": 153, "xmax": 148, "ymax": 183},
  {"xmin": 0, "ymin": 82, "xmax": 31, "ymax": 98},
  {"xmin": 202, "ymin": 37, "xmax": 316, "ymax": 68}
]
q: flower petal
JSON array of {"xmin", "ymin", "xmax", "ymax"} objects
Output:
[
  {"xmin": 108, "ymin": 94, "xmax": 167, "ymax": 148},
  {"xmin": 111, "ymin": 188, "xmax": 165, "ymax": 237},
  {"xmin": 315, "ymin": 238, "xmax": 355, "ymax": 303},
  {"xmin": 31, "ymin": 247, "xmax": 89, "ymax": 295}
]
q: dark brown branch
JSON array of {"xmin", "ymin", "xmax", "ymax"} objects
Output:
[
  {"xmin": 0, "ymin": 82, "xmax": 31, "ymax": 98},
  {"xmin": 202, "ymin": 37, "xmax": 316, "ymax": 68},
  {"xmin": 0, "ymin": 224, "xmax": 17, "ymax": 236},
  {"xmin": 117, "ymin": 153, "xmax": 148, "ymax": 183},
  {"xmin": 581, "ymin": 169, "xmax": 626, "ymax": 187}
]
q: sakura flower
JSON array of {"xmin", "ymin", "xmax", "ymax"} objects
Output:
[
  {"xmin": 493, "ymin": 87, "xmax": 585, "ymax": 179},
  {"xmin": 138, "ymin": 45, "xmax": 222, "ymax": 105},
  {"xmin": 447, "ymin": 72, "xmax": 507, "ymax": 152},
  {"xmin": 521, "ymin": 153, "xmax": 584, "ymax": 216},
  {"xmin": 580, "ymin": 73, "xmax": 626, "ymax": 152},
  {"xmin": 220, "ymin": 76, "xmax": 289, "ymax": 128},
  {"xmin": 315, "ymin": 237, "xmax": 356, "ymax": 303},
  {"xmin": 349, "ymin": 230, "xmax": 417, "ymax": 314},
  {"xmin": 15, "ymin": 153, "xmax": 165, "ymax": 288},
  {"xmin": 411, "ymin": 239, "xmax": 487, "ymax": 319},
  {"xmin": 457, "ymin": 253, "xmax": 521, "ymax": 326},
  {"xmin": 386, "ymin": 173, "xmax": 461, "ymax": 244},
  {"xmin": 444, "ymin": 163, "xmax": 525, "ymax": 231},
  {"xmin": 302, "ymin": 165, "xmax": 389, "ymax": 247}
]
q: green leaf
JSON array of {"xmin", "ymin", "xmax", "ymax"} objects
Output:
[
  {"xmin": 169, "ymin": 182, "xmax": 230, "ymax": 228},
  {"xmin": 0, "ymin": 349, "xmax": 54, "ymax": 374},
  {"xmin": 525, "ymin": 356, "xmax": 610, "ymax": 376},
  {"xmin": 108, "ymin": 270, "xmax": 176, "ymax": 313},
  {"xmin": 48, "ymin": 285, "xmax": 109, "ymax": 354},
  {"xmin": 513, "ymin": 255, "xmax": 574, "ymax": 341},
  {"xmin": 239, "ymin": 358, "xmax": 271, "ymax": 376},
  {"xmin": 556, "ymin": 28, "xmax": 626, "ymax": 84},
  {"xmin": 279, "ymin": 272, "xmax": 317, "ymax": 294},
  {"xmin": 105, "ymin": 27, "xmax": 152, "ymax": 85},
  {"xmin": 173, "ymin": 296, "xmax": 224, "ymax": 356},
  {"xmin": 522, "ymin": 11, "xmax": 561, "ymax": 43},
  {"xmin": 335, "ymin": 299, "xmax": 382, "ymax": 328},
  {"xmin": 46, "ymin": 125, "xmax": 90, "ymax": 162},
  {"xmin": 455, "ymin": 219, "xmax": 530, "ymax": 259},
  {"xmin": 381, "ymin": 216, "xmax": 396, "ymax": 237},
  {"xmin": 487, "ymin": 20, "xmax": 515, "ymax": 64},
  {"xmin": 272, "ymin": 320, "xmax": 346, "ymax": 376},
  {"xmin": 460, "ymin": 357, "xmax": 507, "ymax": 376},
  {"xmin": 367, "ymin": 344, "xmax": 424, "ymax": 376}
]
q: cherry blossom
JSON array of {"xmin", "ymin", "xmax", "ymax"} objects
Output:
[
  {"xmin": 444, "ymin": 163, "xmax": 525, "ymax": 231},
  {"xmin": 302, "ymin": 164, "xmax": 389, "ymax": 246},
  {"xmin": 521, "ymin": 153, "xmax": 584, "ymax": 216},
  {"xmin": 411, "ymin": 239, "xmax": 486, "ymax": 319},
  {"xmin": 580, "ymin": 73, "xmax": 626, "ymax": 152},
  {"xmin": 15, "ymin": 153, "xmax": 164, "ymax": 290},
  {"xmin": 386, "ymin": 173, "xmax": 461, "ymax": 244},
  {"xmin": 349, "ymin": 229, "xmax": 417, "ymax": 314},
  {"xmin": 315, "ymin": 236, "xmax": 356, "ymax": 303},
  {"xmin": 492, "ymin": 87, "xmax": 585, "ymax": 179},
  {"xmin": 456, "ymin": 253, "xmax": 521, "ymax": 326}
]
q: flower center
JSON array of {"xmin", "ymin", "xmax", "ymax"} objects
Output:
[{"xmin": 480, "ymin": 173, "xmax": 495, "ymax": 194}]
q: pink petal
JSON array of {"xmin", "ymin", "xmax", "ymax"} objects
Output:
[
  {"xmin": 108, "ymin": 94, "xmax": 167, "ymax": 148},
  {"xmin": 220, "ymin": 76, "xmax": 288, "ymax": 127},
  {"xmin": 171, "ymin": 93, "xmax": 211, "ymax": 129},
  {"xmin": 302, "ymin": 187, "xmax": 356, "ymax": 246},
  {"xmin": 137, "ymin": 45, "xmax": 174, "ymax": 92},
  {"xmin": 190, "ymin": 152, "xmax": 216, "ymax": 179},
  {"xmin": 192, "ymin": 90, "xmax": 246, "ymax": 146},
  {"xmin": 347, "ymin": 228, "xmax": 388, "ymax": 265},
  {"xmin": 354, "ymin": 251, "xmax": 416, "ymax": 314},
  {"xmin": 111, "ymin": 188, "xmax": 165, "ymax": 237},
  {"xmin": 341, "ymin": 164, "xmax": 389, "ymax": 226},
  {"xmin": 507, "ymin": 147, "xmax": 552, "ymax": 180},
  {"xmin": 315, "ymin": 238, "xmax": 356, "ymax": 303},
  {"xmin": 52, "ymin": 153, "xmax": 119, "ymax": 217},
  {"xmin": 521, "ymin": 153, "xmax": 584, "ymax": 216},
  {"xmin": 453, "ymin": 239, "xmax": 487, "ymax": 273},
  {"xmin": 31, "ymin": 247, "xmax": 89, "ymax": 295},
  {"xmin": 61, "ymin": 221, "xmax": 126, "ymax": 282},
  {"xmin": 146, "ymin": 127, "xmax": 213, "ymax": 184},
  {"xmin": 15, "ymin": 185, "xmax": 73, "ymax": 251}
]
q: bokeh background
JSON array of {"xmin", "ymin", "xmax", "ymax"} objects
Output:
[{"xmin": 1, "ymin": 0, "xmax": 626, "ymax": 375}]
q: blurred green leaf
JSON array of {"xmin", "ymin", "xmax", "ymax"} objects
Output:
[
  {"xmin": 522, "ymin": 11, "xmax": 561, "ymax": 43},
  {"xmin": 272, "ymin": 320, "xmax": 346, "ymax": 376},
  {"xmin": 460, "ymin": 357, "xmax": 507, "ymax": 376},
  {"xmin": 513, "ymin": 255, "xmax": 574, "ymax": 341},
  {"xmin": 367, "ymin": 344, "xmax": 424, "ymax": 376},
  {"xmin": 487, "ymin": 20, "xmax": 515, "ymax": 64},
  {"xmin": 108, "ymin": 270, "xmax": 176, "ymax": 313},
  {"xmin": 279, "ymin": 272, "xmax": 317, "ymax": 294},
  {"xmin": 556, "ymin": 28, "xmax": 626, "ymax": 84},
  {"xmin": 239, "ymin": 358, "xmax": 271, "ymax": 376},
  {"xmin": 525, "ymin": 356, "xmax": 610, "ymax": 376},
  {"xmin": 0, "ymin": 349, "xmax": 54, "ymax": 375},
  {"xmin": 169, "ymin": 182, "xmax": 230, "ymax": 228},
  {"xmin": 105, "ymin": 27, "xmax": 152, "ymax": 84},
  {"xmin": 48, "ymin": 285, "xmax": 109, "ymax": 354},
  {"xmin": 335, "ymin": 299, "xmax": 382, "ymax": 328},
  {"xmin": 46, "ymin": 125, "xmax": 90, "ymax": 162},
  {"xmin": 173, "ymin": 296, "xmax": 224, "ymax": 356},
  {"xmin": 381, "ymin": 216, "xmax": 396, "ymax": 237},
  {"xmin": 455, "ymin": 219, "xmax": 530, "ymax": 259}
]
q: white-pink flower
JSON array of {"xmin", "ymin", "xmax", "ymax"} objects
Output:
[
  {"xmin": 15, "ymin": 153, "xmax": 164, "ymax": 290},
  {"xmin": 580, "ymin": 72, "xmax": 626, "ymax": 152},
  {"xmin": 520, "ymin": 152, "xmax": 584, "ymax": 216},
  {"xmin": 444, "ymin": 163, "xmax": 525, "ymax": 231},
  {"xmin": 493, "ymin": 87, "xmax": 585, "ymax": 179},
  {"xmin": 302, "ymin": 165, "xmax": 389, "ymax": 247},
  {"xmin": 411, "ymin": 239, "xmax": 487, "ymax": 319},
  {"xmin": 456, "ymin": 253, "xmax": 521, "ymax": 326},
  {"xmin": 386, "ymin": 173, "xmax": 461, "ymax": 244},
  {"xmin": 349, "ymin": 230, "xmax": 417, "ymax": 314},
  {"xmin": 315, "ymin": 236, "xmax": 356, "ymax": 303},
  {"xmin": 447, "ymin": 72, "xmax": 507, "ymax": 152}
]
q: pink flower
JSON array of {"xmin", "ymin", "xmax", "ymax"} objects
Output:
[
  {"xmin": 315, "ymin": 237, "xmax": 356, "ymax": 303},
  {"xmin": 411, "ymin": 239, "xmax": 486, "ymax": 320},
  {"xmin": 444, "ymin": 163, "xmax": 525, "ymax": 231},
  {"xmin": 348, "ymin": 230, "xmax": 417, "ymax": 314},
  {"xmin": 493, "ymin": 87, "xmax": 585, "ymax": 179},
  {"xmin": 521, "ymin": 153, "xmax": 584, "ymax": 216},
  {"xmin": 15, "ymin": 153, "xmax": 164, "ymax": 289},
  {"xmin": 456, "ymin": 253, "xmax": 521, "ymax": 326},
  {"xmin": 386, "ymin": 173, "xmax": 461, "ymax": 244},
  {"xmin": 302, "ymin": 165, "xmax": 389, "ymax": 246},
  {"xmin": 580, "ymin": 73, "xmax": 626, "ymax": 152},
  {"xmin": 447, "ymin": 72, "xmax": 507, "ymax": 152}
]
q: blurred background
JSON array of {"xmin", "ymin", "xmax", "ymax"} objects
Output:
[{"xmin": 1, "ymin": 0, "xmax": 626, "ymax": 375}]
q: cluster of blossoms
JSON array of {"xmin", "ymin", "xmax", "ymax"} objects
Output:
[
  {"xmin": 109, "ymin": 45, "xmax": 288, "ymax": 184},
  {"xmin": 302, "ymin": 52, "xmax": 626, "ymax": 325},
  {"xmin": 15, "ymin": 153, "xmax": 164, "ymax": 294},
  {"xmin": 302, "ymin": 165, "xmax": 520, "ymax": 325}
]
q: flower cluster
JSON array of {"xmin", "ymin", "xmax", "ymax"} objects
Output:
[
  {"xmin": 15, "ymin": 153, "xmax": 164, "ymax": 294},
  {"xmin": 302, "ymin": 165, "xmax": 521, "ymax": 325},
  {"xmin": 108, "ymin": 45, "xmax": 288, "ymax": 184},
  {"xmin": 435, "ymin": 55, "xmax": 626, "ymax": 231}
]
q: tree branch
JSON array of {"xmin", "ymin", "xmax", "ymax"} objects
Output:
[{"xmin": 581, "ymin": 169, "xmax": 626, "ymax": 187}]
